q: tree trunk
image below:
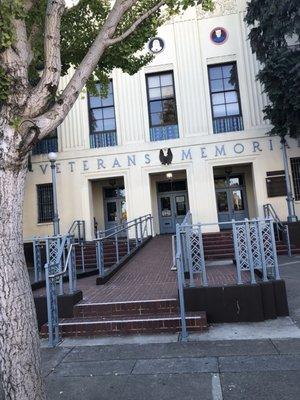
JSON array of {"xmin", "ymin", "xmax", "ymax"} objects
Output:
[{"xmin": 0, "ymin": 163, "xmax": 46, "ymax": 399}]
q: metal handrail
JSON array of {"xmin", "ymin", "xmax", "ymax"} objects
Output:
[
  {"xmin": 94, "ymin": 214, "xmax": 153, "ymax": 278},
  {"xmin": 263, "ymin": 204, "xmax": 292, "ymax": 257},
  {"xmin": 96, "ymin": 214, "xmax": 152, "ymax": 239},
  {"xmin": 68, "ymin": 220, "xmax": 86, "ymax": 242}
]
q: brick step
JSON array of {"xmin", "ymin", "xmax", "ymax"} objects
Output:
[
  {"xmin": 74, "ymin": 299, "xmax": 179, "ymax": 318},
  {"xmin": 76, "ymin": 251, "xmax": 129, "ymax": 262},
  {"xmin": 203, "ymin": 238, "xmax": 233, "ymax": 244},
  {"xmin": 204, "ymin": 247, "xmax": 233, "ymax": 255},
  {"xmin": 40, "ymin": 311, "xmax": 207, "ymax": 337},
  {"xmin": 205, "ymin": 253, "xmax": 234, "ymax": 260}
]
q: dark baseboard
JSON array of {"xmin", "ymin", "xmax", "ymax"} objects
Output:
[{"xmin": 183, "ymin": 279, "xmax": 289, "ymax": 323}]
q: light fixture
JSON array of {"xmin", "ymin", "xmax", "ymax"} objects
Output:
[
  {"xmin": 48, "ymin": 152, "xmax": 57, "ymax": 162},
  {"xmin": 166, "ymin": 172, "xmax": 173, "ymax": 180}
]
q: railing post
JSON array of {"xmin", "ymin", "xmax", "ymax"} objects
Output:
[
  {"xmin": 232, "ymin": 220, "xmax": 242, "ymax": 285},
  {"xmin": 256, "ymin": 219, "xmax": 268, "ymax": 282},
  {"xmin": 285, "ymin": 225, "xmax": 292, "ymax": 257},
  {"xmin": 45, "ymin": 264, "xmax": 60, "ymax": 347},
  {"xmin": 186, "ymin": 225, "xmax": 195, "ymax": 287},
  {"xmin": 150, "ymin": 216, "xmax": 154, "ymax": 237},
  {"xmin": 175, "ymin": 224, "xmax": 188, "ymax": 342},
  {"xmin": 126, "ymin": 227, "xmax": 130, "ymax": 255},
  {"xmin": 139, "ymin": 217, "xmax": 143, "ymax": 242},
  {"xmin": 33, "ymin": 238, "xmax": 42, "ymax": 282},
  {"xmin": 81, "ymin": 244, "xmax": 85, "ymax": 272},
  {"xmin": 245, "ymin": 219, "xmax": 256, "ymax": 284},
  {"xmin": 135, "ymin": 219, "xmax": 139, "ymax": 246},
  {"xmin": 269, "ymin": 218, "xmax": 281, "ymax": 280},
  {"xmin": 115, "ymin": 234, "xmax": 119, "ymax": 263},
  {"xmin": 198, "ymin": 224, "xmax": 208, "ymax": 286},
  {"xmin": 96, "ymin": 240, "xmax": 104, "ymax": 277}
]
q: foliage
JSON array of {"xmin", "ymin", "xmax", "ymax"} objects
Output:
[
  {"xmin": 245, "ymin": 0, "xmax": 300, "ymax": 137},
  {"xmin": 0, "ymin": 0, "xmax": 213, "ymax": 100}
]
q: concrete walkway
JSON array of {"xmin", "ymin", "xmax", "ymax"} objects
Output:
[{"xmin": 2, "ymin": 338, "xmax": 299, "ymax": 400}]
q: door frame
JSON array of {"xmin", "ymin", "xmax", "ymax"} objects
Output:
[
  {"xmin": 157, "ymin": 188, "xmax": 189, "ymax": 234},
  {"xmin": 103, "ymin": 186, "xmax": 127, "ymax": 231},
  {"xmin": 214, "ymin": 174, "xmax": 249, "ymax": 225}
]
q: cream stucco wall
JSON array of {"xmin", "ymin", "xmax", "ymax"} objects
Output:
[{"xmin": 24, "ymin": 0, "xmax": 300, "ymax": 241}]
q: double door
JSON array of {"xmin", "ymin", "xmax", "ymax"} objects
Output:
[
  {"xmin": 158, "ymin": 191, "xmax": 188, "ymax": 234},
  {"xmin": 215, "ymin": 175, "xmax": 248, "ymax": 225},
  {"xmin": 104, "ymin": 187, "xmax": 127, "ymax": 232}
]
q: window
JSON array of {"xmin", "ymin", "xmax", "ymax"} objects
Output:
[
  {"xmin": 291, "ymin": 158, "xmax": 300, "ymax": 201},
  {"xmin": 88, "ymin": 81, "xmax": 117, "ymax": 148},
  {"xmin": 32, "ymin": 130, "xmax": 58, "ymax": 155},
  {"xmin": 208, "ymin": 63, "xmax": 244, "ymax": 134},
  {"xmin": 146, "ymin": 71, "xmax": 179, "ymax": 141},
  {"xmin": 37, "ymin": 184, "xmax": 54, "ymax": 223}
]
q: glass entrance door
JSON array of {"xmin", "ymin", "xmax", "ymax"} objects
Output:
[
  {"xmin": 215, "ymin": 175, "xmax": 248, "ymax": 226},
  {"xmin": 158, "ymin": 191, "xmax": 188, "ymax": 234},
  {"xmin": 104, "ymin": 186, "xmax": 127, "ymax": 232}
]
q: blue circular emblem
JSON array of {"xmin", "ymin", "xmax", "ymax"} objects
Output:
[{"xmin": 210, "ymin": 27, "xmax": 228, "ymax": 45}]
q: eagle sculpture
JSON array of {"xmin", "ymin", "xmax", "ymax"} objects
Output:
[{"xmin": 159, "ymin": 148, "xmax": 173, "ymax": 165}]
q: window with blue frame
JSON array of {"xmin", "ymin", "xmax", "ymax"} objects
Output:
[
  {"xmin": 146, "ymin": 71, "xmax": 179, "ymax": 141},
  {"xmin": 88, "ymin": 81, "xmax": 117, "ymax": 148},
  {"xmin": 208, "ymin": 63, "xmax": 244, "ymax": 134},
  {"xmin": 32, "ymin": 130, "xmax": 58, "ymax": 155}
]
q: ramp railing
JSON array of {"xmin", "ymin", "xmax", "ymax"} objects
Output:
[
  {"xmin": 95, "ymin": 214, "xmax": 153, "ymax": 278},
  {"xmin": 175, "ymin": 215, "xmax": 281, "ymax": 340}
]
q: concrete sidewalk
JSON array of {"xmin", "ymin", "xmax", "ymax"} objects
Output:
[{"xmin": 36, "ymin": 338, "xmax": 300, "ymax": 399}]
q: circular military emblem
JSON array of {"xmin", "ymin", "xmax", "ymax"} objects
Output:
[
  {"xmin": 148, "ymin": 37, "xmax": 164, "ymax": 54},
  {"xmin": 210, "ymin": 27, "xmax": 228, "ymax": 45}
]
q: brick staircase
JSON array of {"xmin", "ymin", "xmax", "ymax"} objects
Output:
[
  {"xmin": 40, "ymin": 299, "xmax": 208, "ymax": 337},
  {"xmin": 75, "ymin": 239, "xmax": 136, "ymax": 270},
  {"xmin": 202, "ymin": 231, "xmax": 300, "ymax": 261}
]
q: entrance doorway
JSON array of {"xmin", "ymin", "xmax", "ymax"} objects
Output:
[
  {"xmin": 104, "ymin": 186, "xmax": 127, "ymax": 231},
  {"xmin": 214, "ymin": 174, "xmax": 249, "ymax": 224},
  {"xmin": 157, "ymin": 180, "xmax": 189, "ymax": 234}
]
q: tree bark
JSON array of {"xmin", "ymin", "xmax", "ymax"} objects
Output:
[{"xmin": 0, "ymin": 156, "xmax": 45, "ymax": 399}]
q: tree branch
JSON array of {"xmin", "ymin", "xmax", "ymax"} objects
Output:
[
  {"xmin": 107, "ymin": 0, "xmax": 165, "ymax": 46},
  {"xmin": 24, "ymin": 0, "xmax": 65, "ymax": 117}
]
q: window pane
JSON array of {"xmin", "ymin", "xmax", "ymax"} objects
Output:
[
  {"xmin": 91, "ymin": 109, "xmax": 103, "ymax": 120},
  {"xmin": 103, "ymin": 107, "xmax": 115, "ymax": 119},
  {"xmin": 223, "ymin": 78, "xmax": 235, "ymax": 91},
  {"xmin": 212, "ymin": 93, "xmax": 225, "ymax": 105},
  {"xmin": 232, "ymin": 190, "xmax": 244, "ymax": 211},
  {"xmin": 150, "ymin": 113, "xmax": 162, "ymax": 126},
  {"xmin": 216, "ymin": 191, "xmax": 229, "ymax": 212},
  {"xmin": 160, "ymin": 197, "xmax": 172, "ymax": 217},
  {"xmin": 175, "ymin": 196, "xmax": 186, "ymax": 216},
  {"xmin": 103, "ymin": 118, "xmax": 116, "ymax": 131},
  {"xmin": 160, "ymin": 74, "xmax": 173, "ymax": 86},
  {"xmin": 150, "ymin": 100, "xmax": 162, "ymax": 113},
  {"xmin": 226, "ymin": 103, "xmax": 240, "ymax": 116},
  {"xmin": 161, "ymin": 85, "xmax": 174, "ymax": 98},
  {"xmin": 148, "ymin": 75, "xmax": 160, "ymax": 88},
  {"xmin": 209, "ymin": 67, "xmax": 222, "ymax": 80},
  {"xmin": 210, "ymin": 79, "xmax": 223, "ymax": 92},
  {"xmin": 222, "ymin": 65, "xmax": 233, "ymax": 78},
  {"xmin": 214, "ymin": 177, "xmax": 226, "ymax": 188},
  {"xmin": 106, "ymin": 202, "xmax": 117, "ymax": 222},
  {"xmin": 213, "ymin": 105, "xmax": 226, "ymax": 118},
  {"xmin": 225, "ymin": 91, "xmax": 238, "ymax": 103},
  {"xmin": 89, "ymin": 96, "xmax": 102, "ymax": 108},
  {"xmin": 101, "ymin": 93, "xmax": 114, "ymax": 106},
  {"xmin": 93, "ymin": 120, "xmax": 104, "ymax": 132},
  {"xmin": 149, "ymin": 87, "xmax": 161, "ymax": 100},
  {"xmin": 162, "ymin": 99, "xmax": 177, "ymax": 124}
]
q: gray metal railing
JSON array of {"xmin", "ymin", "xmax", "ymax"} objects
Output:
[
  {"xmin": 44, "ymin": 234, "xmax": 78, "ymax": 347},
  {"xmin": 263, "ymin": 203, "xmax": 292, "ymax": 257},
  {"xmin": 175, "ymin": 215, "xmax": 281, "ymax": 341},
  {"xmin": 33, "ymin": 220, "xmax": 86, "ymax": 281},
  {"xmin": 95, "ymin": 214, "xmax": 153, "ymax": 278}
]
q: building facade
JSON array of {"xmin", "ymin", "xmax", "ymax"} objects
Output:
[{"xmin": 24, "ymin": 0, "xmax": 300, "ymax": 241}]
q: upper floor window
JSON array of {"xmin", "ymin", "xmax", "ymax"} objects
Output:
[
  {"xmin": 37, "ymin": 183, "xmax": 53, "ymax": 223},
  {"xmin": 32, "ymin": 130, "xmax": 58, "ymax": 155},
  {"xmin": 208, "ymin": 63, "xmax": 244, "ymax": 134},
  {"xmin": 88, "ymin": 81, "xmax": 117, "ymax": 148},
  {"xmin": 291, "ymin": 158, "xmax": 300, "ymax": 201},
  {"xmin": 146, "ymin": 71, "xmax": 179, "ymax": 141}
]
